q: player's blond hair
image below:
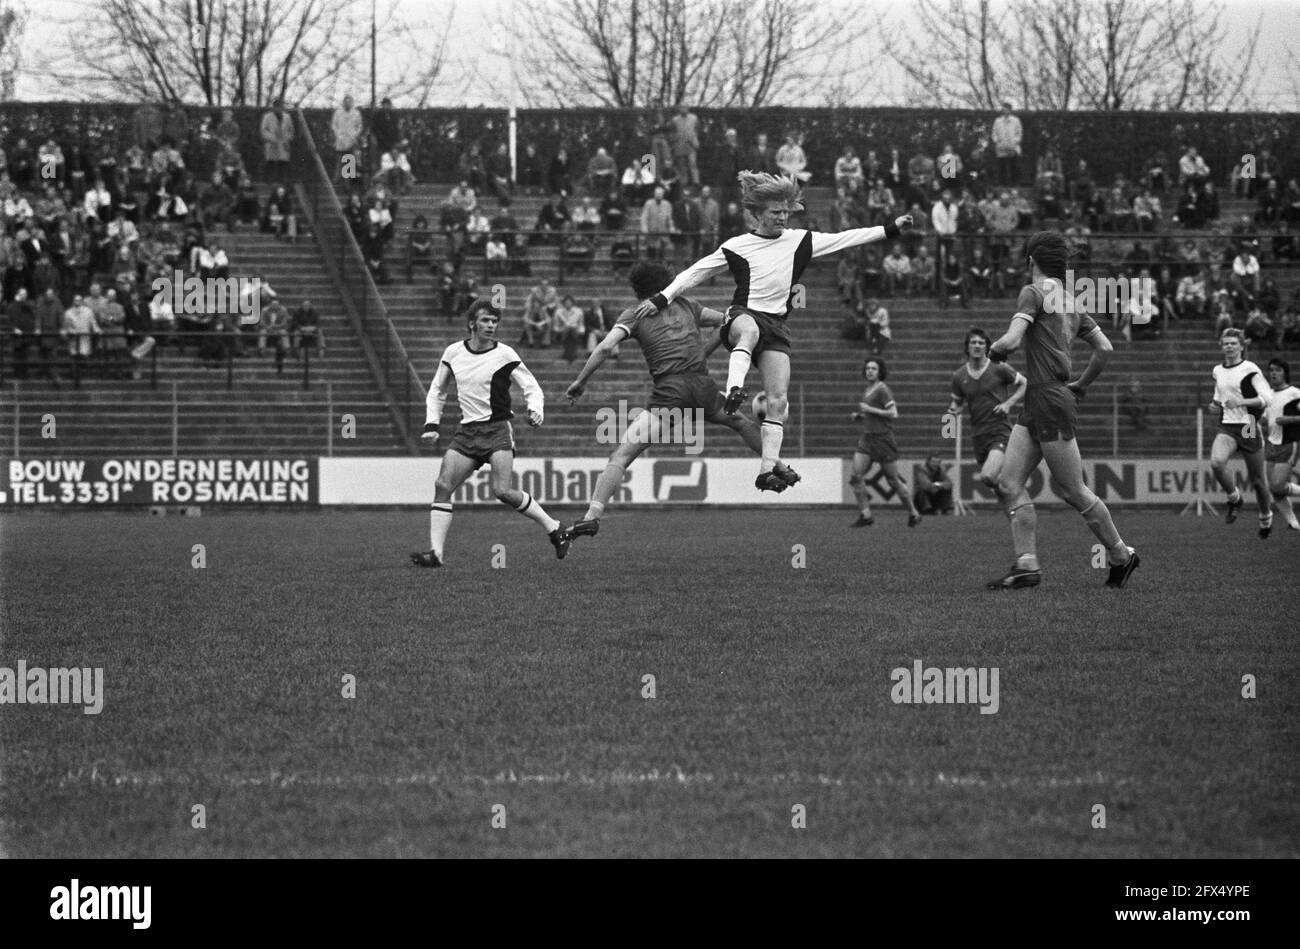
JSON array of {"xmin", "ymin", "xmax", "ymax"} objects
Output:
[{"xmin": 737, "ymin": 170, "xmax": 804, "ymax": 214}]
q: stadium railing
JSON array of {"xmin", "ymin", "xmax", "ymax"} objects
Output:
[
  {"xmin": 292, "ymin": 108, "xmax": 424, "ymax": 453},
  {"xmin": 0, "ymin": 332, "xmax": 317, "ymax": 391}
]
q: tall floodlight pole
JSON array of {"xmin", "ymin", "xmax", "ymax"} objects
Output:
[
  {"xmin": 370, "ymin": 0, "xmax": 378, "ymax": 111},
  {"xmin": 508, "ymin": 0, "xmax": 518, "ymax": 185}
]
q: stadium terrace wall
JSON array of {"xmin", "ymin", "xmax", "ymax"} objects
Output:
[
  {"xmin": 4, "ymin": 103, "xmax": 1297, "ymax": 190},
  {"xmin": 0, "ymin": 456, "xmax": 1261, "ymax": 508}
]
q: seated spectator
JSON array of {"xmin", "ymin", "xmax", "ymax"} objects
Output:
[
  {"xmin": 1202, "ymin": 181, "xmax": 1220, "ymax": 222},
  {"xmin": 775, "ymin": 134, "xmax": 811, "ymax": 182},
  {"xmin": 940, "ymin": 251, "xmax": 967, "ymax": 308},
  {"xmin": 1273, "ymin": 221, "xmax": 1297, "ymax": 262},
  {"xmin": 374, "ymin": 140, "xmax": 415, "ymax": 194},
  {"xmin": 451, "ymin": 269, "xmax": 477, "ymax": 317},
  {"xmin": 572, "ymin": 196, "xmax": 600, "ymax": 232},
  {"xmin": 882, "ymin": 243, "xmax": 911, "ymax": 296},
  {"xmin": 1258, "ymin": 277, "xmax": 1280, "ymax": 319},
  {"xmin": 464, "ymin": 207, "xmax": 491, "ymax": 254},
  {"xmin": 552, "ymin": 295, "xmax": 585, "ymax": 363},
  {"xmin": 906, "ymin": 148, "xmax": 935, "ymax": 206},
  {"xmin": 859, "ymin": 245, "xmax": 882, "ymax": 294},
  {"xmin": 1231, "ymin": 246, "xmax": 1261, "ymax": 294},
  {"xmin": 548, "ymin": 147, "xmax": 573, "ymax": 196},
  {"xmin": 198, "ymin": 171, "xmax": 234, "ymax": 231},
  {"xmin": 233, "ymin": 174, "xmax": 260, "ymax": 225},
  {"xmin": 510, "ymin": 233, "xmax": 531, "ymax": 277},
  {"xmin": 534, "ymin": 192, "xmax": 571, "ymax": 244},
  {"xmin": 1108, "ymin": 174, "xmax": 1134, "ymax": 231},
  {"xmin": 1120, "ymin": 379, "xmax": 1148, "ymax": 431},
  {"xmin": 37, "ymin": 139, "xmax": 66, "ymax": 183},
  {"xmin": 600, "ymin": 190, "xmax": 627, "ymax": 231},
  {"xmin": 1036, "ymin": 145, "xmax": 1064, "ymax": 192},
  {"xmin": 3, "ymin": 191, "xmax": 33, "ymax": 230},
  {"xmin": 435, "ymin": 262, "xmax": 456, "ymax": 319},
  {"xmin": 522, "ymin": 279, "xmax": 557, "ymax": 347},
  {"xmin": 834, "ymin": 147, "xmax": 864, "ymax": 193},
  {"xmin": 83, "ymin": 177, "xmax": 114, "ymax": 223},
  {"xmin": 1154, "ymin": 265, "xmax": 1180, "ymax": 321},
  {"xmin": 621, "ymin": 157, "xmax": 655, "ymax": 205},
  {"xmin": 1178, "ymin": 146, "xmax": 1210, "ymax": 190},
  {"xmin": 910, "ymin": 244, "xmax": 936, "ymax": 295},
  {"xmin": 344, "ymin": 193, "xmax": 367, "ymax": 241},
  {"xmin": 486, "ymin": 143, "xmax": 512, "ymax": 202},
  {"xmin": 865, "ymin": 178, "xmax": 894, "ymax": 227},
  {"xmin": 290, "ymin": 299, "xmax": 324, "ymax": 357},
  {"xmin": 1180, "ymin": 270, "xmax": 1206, "ymax": 318},
  {"xmin": 210, "ymin": 242, "xmax": 230, "ymax": 278},
  {"xmin": 257, "ymin": 297, "xmax": 291, "ymax": 371},
  {"xmin": 1256, "ymin": 179, "xmax": 1282, "ymax": 225},
  {"xmin": 1278, "ymin": 307, "xmax": 1300, "ymax": 348},
  {"xmin": 368, "ymin": 194, "xmax": 395, "ymax": 243},
  {"xmin": 1281, "ymin": 178, "xmax": 1300, "ymax": 225},
  {"xmin": 447, "ymin": 180, "xmax": 477, "ymax": 215},
  {"xmin": 489, "ymin": 199, "xmax": 519, "ymax": 244},
  {"xmin": 586, "ymin": 147, "xmax": 617, "ymax": 195},
  {"xmin": 361, "ymin": 223, "xmax": 388, "ymax": 283},
  {"xmin": 836, "ymin": 252, "xmax": 862, "ymax": 311},
  {"xmin": 584, "ymin": 299, "xmax": 616, "ymax": 356},
  {"xmin": 863, "ymin": 298, "xmax": 890, "ymax": 354},
  {"xmin": 485, "ymin": 234, "xmax": 509, "ymax": 275},
  {"xmin": 935, "ymin": 143, "xmax": 963, "ymax": 186},
  {"xmin": 408, "ymin": 214, "xmax": 433, "ymax": 277},
  {"xmin": 1067, "ymin": 159, "xmax": 1094, "ymax": 203},
  {"xmin": 1038, "ymin": 176, "xmax": 1064, "ymax": 220},
  {"xmin": 262, "ymin": 185, "xmax": 296, "ymax": 239},
  {"xmin": 1133, "ymin": 188, "xmax": 1161, "ymax": 232},
  {"xmin": 1244, "ymin": 306, "xmax": 1275, "ymax": 349},
  {"xmin": 912, "ymin": 455, "xmax": 953, "ymax": 515},
  {"xmin": 609, "ymin": 237, "xmax": 636, "ymax": 274},
  {"xmin": 1211, "ymin": 291, "xmax": 1234, "ymax": 335},
  {"xmin": 1124, "ymin": 241, "xmax": 1151, "ymax": 276},
  {"xmin": 561, "ymin": 232, "xmax": 595, "ymax": 273}
]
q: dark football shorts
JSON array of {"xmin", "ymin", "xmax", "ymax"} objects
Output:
[
  {"xmin": 720, "ymin": 306, "xmax": 793, "ymax": 358},
  {"xmin": 648, "ymin": 372, "xmax": 726, "ymax": 420},
  {"xmin": 448, "ymin": 419, "xmax": 515, "ymax": 469},
  {"xmin": 1019, "ymin": 383, "xmax": 1077, "ymax": 442},
  {"xmin": 1264, "ymin": 440, "xmax": 1295, "ymax": 465},
  {"xmin": 973, "ymin": 427, "xmax": 1011, "ymax": 466},
  {"xmin": 856, "ymin": 431, "xmax": 900, "ymax": 463},
  {"xmin": 1217, "ymin": 422, "xmax": 1262, "ymax": 455}
]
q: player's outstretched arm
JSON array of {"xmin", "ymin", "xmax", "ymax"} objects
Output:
[
  {"xmin": 566, "ymin": 326, "xmax": 629, "ymax": 402},
  {"xmin": 1067, "ymin": 327, "xmax": 1114, "ymax": 397},
  {"xmin": 635, "ymin": 248, "xmax": 730, "ymax": 319},
  {"xmin": 809, "ymin": 214, "xmax": 913, "ymax": 259}
]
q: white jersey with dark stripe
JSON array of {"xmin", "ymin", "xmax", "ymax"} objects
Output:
[
  {"xmin": 655, "ymin": 226, "xmax": 893, "ymax": 316},
  {"xmin": 1265, "ymin": 384, "xmax": 1300, "ymax": 445},
  {"xmin": 1212, "ymin": 359, "xmax": 1267, "ymax": 426},
  {"xmin": 425, "ymin": 340, "xmax": 543, "ymax": 426}
]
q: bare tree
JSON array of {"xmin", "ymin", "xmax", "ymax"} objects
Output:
[
  {"xmin": 888, "ymin": 0, "xmax": 1262, "ymax": 112},
  {"xmin": 29, "ymin": 0, "xmax": 456, "ymax": 107},
  {"xmin": 502, "ymin": 0, "xmax": 879, "ymax": 108},
  {"xmin": 0, "ymin": 0, "xmax": 26, "ymax": 100}
]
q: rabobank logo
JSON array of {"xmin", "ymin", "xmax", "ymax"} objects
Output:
[{"xmin": 653, "ymin": 460, "xmax": 707, "ymax": 501}]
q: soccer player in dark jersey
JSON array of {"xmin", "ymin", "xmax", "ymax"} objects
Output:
[
  {"xmin": 849, "ymin": 357, "xmax": 921, "ymax": 527},
  {"xmin": 946, "ymin": 327, "xmax": 1027, "ymax": 501},
  {"xmin": 563, "ymin": 262, "xmax": 787, "ymax": 539},
  {"xmin": 985, "ymin": 231, "xmax": 1139, "ymax": 589},
  {"xmin": 630, "ymin": 170, "xmax": 913, "ymax": 493},
  {"xmin": 1263, "ymin": 357, "xmax": 1300, "ymax": 532},
  {"xmin": 1209, "ymin": 328, "xmax": 1273, "ymax": 537},
  {"xmin": 410, "ymin": 300, "xmax": 572, "ymax": 567}
]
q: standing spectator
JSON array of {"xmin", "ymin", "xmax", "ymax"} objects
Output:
[
  {"xmin": 719, "ymin": 128, "xmax": 743, "ymax": 201},
  {"xmin": 457, "ymin": 142, "xmax": 487, "ymax": 192},
  {"xmin": 910, "ymin": 244, "xmax": 936, "ymax": 296},
  {"xmin": 931, "ymin": 189, "xmax": 959, "ymax": 270},
  {"xmin": 260, "ymin": 99, "xmax": 294, "ymax": 183},
  {"xmin": 547, "ymin": 147, "xmax": 573, "ymax": 196},
  {"xmin": 134, "ymin": 103, "xmax": 165, "ymax": 151},
  {"xmin": 6, "ymin": 288, "xmax": 35, "ymax": 380},
  {"xmin": 331, "ymin": 94, "xmax": 365, "ymax": 188},
  {"xmin": 1120, "ymin": 379, "xmax": 1148, "ymax": 431},
  {"xmin": 912, "ymin": 454, "xmax": 954, "ymax": 515},
  {"xmin": 698, "ymin": 185, "xmax": 720, "ymax": 249},
  {"xmin": 34, "ymin": 287, "xmax": 64, "ymax": 382},
  {"xmin": 522, "ymin": 278, "xmax": 557, "ymax": 347},
  {"xmin": 720, "ymin": 200, "xmax": 746, "ymax": 241},
  {"xmin": 935, "ymin": 143, "xmax": 963, "ymax": 185},
  {"xmin": 486, "ymin": 142, "xmax": 512, "ymax": 202},
  {"xmin": 586, "ymin": 147, "xmax": 617, "ymax": 195},
  {"xmin": 61, "ymin": 293, "xmax": 99, "ymax": 370},
  {"xmin": 991, "ymin": 102, "xmax": 1023, "ymax": 186},
  {"xmin": 669, "ymin": 104, "xmax": 700, "ymax": 186},
  {"xmin": 748, "ymin": 133, "xmax": 775, "ymax": 176},
  {"xmin": 215, "ymin": 108, "xmax": 241, "ymax": 154},
  {"xmin": 906, "ymin": 148, "xmax": 936, "ymax": 207},
  {"xmin": 640, "ymin": 186, "xmax": 674, "ymax": 261},
  {"xmin": 518, "ymin": 142, "xmax": 543, "ymax": 194},
  {"xmin": 198, "ymin": 171, "xmax": 234, "ymax": 231},
  {"xmin": 369, "ymin": 98, "xmax": 401, "ymax": 168},
  {"xmin": 882, "ymin": 243, "xmax": 911, "ymax": 297},
  {"xmin": 672, "ymin": 185, "xmax": 702, "ymax": 260}
]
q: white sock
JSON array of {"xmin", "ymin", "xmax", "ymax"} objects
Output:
[
  {"xmin": 1228, "ymin": 488, "xmax": 1241, "ymax": 503},
  {"xmin": 515, "ymin": 492, "xmax": 559, "ymax": 533},
  {"xmin": 726, "ymin": 348, "xmax": 753, "ymax": 392},
  {"xmin": 429, "ymin": 503, "xmax": 453, "ymax": 557},
  {"xmin": 1279, "ymin": 496, "xmax": 1300, "ymax": 528},
  {"xmin": 760, "ymin": 419, "xmax": 783, "ymax": 473}
]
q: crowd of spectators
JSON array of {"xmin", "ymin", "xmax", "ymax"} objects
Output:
[{"xmin": 2, "ymin": 101, "xmax": 323, "ymax": 384}]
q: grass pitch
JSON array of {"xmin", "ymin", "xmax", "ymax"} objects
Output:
[{"xmin": 1, "ymin": 508, "xmax": 1296, "ymax": 857}]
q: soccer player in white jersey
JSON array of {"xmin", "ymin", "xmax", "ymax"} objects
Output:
[
  {"xmin": 411, "ymin": 300, "xmax": 572, "ymax": 567},
  {"xmin": 630, "ymin": 170, "xmax": 913, "ymax": 492},
  {"xmin": 1208, "ymin": 328, "xmax": 1273, "ymax": 538},
  {"xmin": 1262, "ymin": 357, "xmax": 1300, "ymax": 533}
]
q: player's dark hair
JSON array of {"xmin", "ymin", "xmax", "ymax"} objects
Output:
[
  {"xmin": 1267, "ymin": 358, "xmax": 1291, "ymax": 383},
  {"xmin": 1220, "ymin": 327, "xmax": 1245, "ymax": 344},
  {"xmin": 464, "ymin": 298, "xmax": 500, "ymax": 331},
  {"xmin": 965, "ymin": 327, "xmax": 991, "ymax": 355},
  {"xmin": 628, "ymin": 261, "xmax": 672, "ymax": 300},
  {"xmin": 1024, "ymin": 231, "xmax": 1070, "ymax": 280},
  {"xmin": 863, "ymin": 358, "xmax": 888, "ymax": 381}
]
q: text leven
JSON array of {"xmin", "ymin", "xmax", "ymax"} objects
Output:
[
  {"xmin": 890, "ymin": 660, "xmax": 1000, "ymax": 714},
  {"xmin": 0, "ymin": 662, "xmax": 104, "ymax": 714}
]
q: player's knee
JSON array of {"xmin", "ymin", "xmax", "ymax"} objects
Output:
[
  {"xmin": 434, "ymin": 478, "xmax": 455, "ymax": 498},
  {"xmin": 765, "ymin": 393, "xmax": 789, "ymax": 418},
  {"xmin": 1062, "ymin": 484, "xmax": 1096, "ymax": 511},
  {"xmin": 492, "ymin": 485, "xmax": 515, "ymax": 504}
]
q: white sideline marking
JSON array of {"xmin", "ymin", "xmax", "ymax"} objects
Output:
[{"xmin": 53, "ymin": 766, "xmax": 1135, "ymax": 791}]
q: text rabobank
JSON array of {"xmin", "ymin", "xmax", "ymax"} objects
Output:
[{"xmin": 451, "ymin": 460, "xmax": 632, "ymax": 504}]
